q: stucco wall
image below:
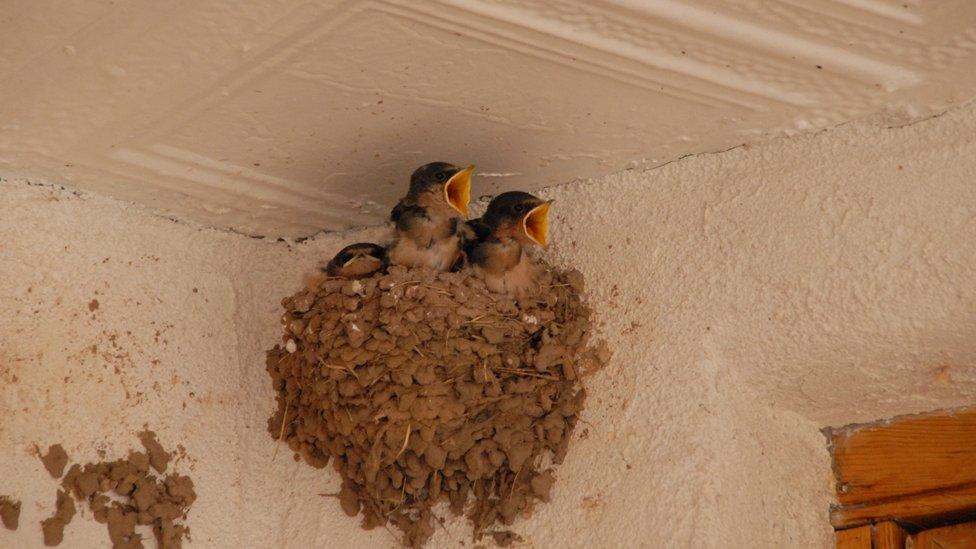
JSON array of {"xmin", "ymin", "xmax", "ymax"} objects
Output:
[{"xmin": 2, "ymin": 101, "xmax": 975, "ymax": 547}]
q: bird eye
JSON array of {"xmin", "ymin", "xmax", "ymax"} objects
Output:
[
  {"xmin": 513, "ymin": 204, "xmax": 525, "ymax": 213},
  {"xmin": 435, "ymin": 172, "xmax": 447, "ymax": 181}
]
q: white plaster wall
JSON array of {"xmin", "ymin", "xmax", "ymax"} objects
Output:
[{"xmin": 2, "ymin": 101, "xmax": 976, "ymax": 548}]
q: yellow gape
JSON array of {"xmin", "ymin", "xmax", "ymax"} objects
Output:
[
  {"xmin": 443, "ymin": 165, "xmax": 474, "ymax": 217},
  {"xmin": 523, "ymin": 200, "xmax": 552, "ymax": 248}
]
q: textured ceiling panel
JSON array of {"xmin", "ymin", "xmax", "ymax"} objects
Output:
[{"xmin": 2, "ymin": 0, "xmax": 976, "ymax": 237}]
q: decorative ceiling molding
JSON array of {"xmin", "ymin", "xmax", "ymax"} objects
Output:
[{"xmin": 1, "ymin": 0, "xmax": 974, "ymax": 237}]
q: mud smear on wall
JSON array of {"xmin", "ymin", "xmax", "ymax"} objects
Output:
[
  {"xmin": 0, "ymin": 496, "xmax": 21, "ymax": 530},
  {"xmin": 26, "ymin": 432, "xmax": 197, "ymax": 548},
  {"xmin": 40, "ymin": 444, "xmax": 69, "ymax": 479}
]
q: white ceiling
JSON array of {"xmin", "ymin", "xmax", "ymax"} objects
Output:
[{"xmin": 2, "ymin": 0, "xmax": 976, "ymax": 237}]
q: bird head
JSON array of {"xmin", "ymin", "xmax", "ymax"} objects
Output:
[
  {"xmin": 408, "ymin": 162, "xmax": 473, "ymax": 217},
  {"xmin": 483, "ymin": 191, "xmax": 553, "ymax": 248},
  {"xmin": 325, "ymin": 243, "xmax": 387, "ymax": 278}
]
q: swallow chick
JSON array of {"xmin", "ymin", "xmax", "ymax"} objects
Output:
[
  {"xmin": 467, "ymin": 191, "xmax": 552, "ymax": 297},
  {"xmin": 387, "ymin": 162, "xmax": 473, "ymax": 271},
  {"xmin": 323, "ymin": 242, "xmax": 388, "ymax": 279}
]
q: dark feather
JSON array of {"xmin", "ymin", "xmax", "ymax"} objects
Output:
[
  {"xmin": 467, "ymin": 217, "xmax": 492, "ymax": 240},
  {"xmin": 390, "ymin": 199, "xmax": 429, "ymax": 234},
  {"xmin": 461, "ymin": 217, "xmax": 490, "ymax": 258},
  {"xmin": 469, "ymin": 239, "xmax": 488, "ymax": 268}
]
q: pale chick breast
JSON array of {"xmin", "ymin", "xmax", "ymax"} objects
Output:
[
  {"xmin": 475, "ymin": 253, "xmax": 541, "ymax": 298},
  {"xmin": 389, "ymin": 201, "xmax": 463, "ymax": 271},
  {"xmin": 388, "ymin": 233, "xmax": 461, "ymax": 271}
]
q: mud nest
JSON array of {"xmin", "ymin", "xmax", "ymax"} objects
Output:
[{"xmin": 266, "ymin": 264, "xmax": 609, "ymax": 546}]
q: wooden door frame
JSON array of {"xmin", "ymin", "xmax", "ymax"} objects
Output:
[{"xmin": 827, "ymin": 407, "xmax": 976, "ymax": 547}]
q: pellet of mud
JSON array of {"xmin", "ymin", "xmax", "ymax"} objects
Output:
[
  {"xmin": 0, "ymin": 496, "xmax": 21, "ymax": 530},
  {"xmin": 40, "ymin": 444, "xmax": 69, "ymax": 479}
]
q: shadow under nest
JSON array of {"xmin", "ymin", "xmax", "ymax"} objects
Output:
[{"xmin": 266, "ymin": 262, "xmax": 609, "ymax": 547}]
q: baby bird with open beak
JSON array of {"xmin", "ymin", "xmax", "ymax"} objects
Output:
[
  {"xmin": 466, "ymin": 191, "xmax": 552, "ymax": 297},
  {"xmin": 388, "ymin": 162, "xmax": 474, "ymax": 271},
  {"xmin": 323, "ymin": 242, "xmax": 388, "ymax": 279}
]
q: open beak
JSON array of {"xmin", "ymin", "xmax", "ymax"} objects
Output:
[
  {"xmin": 443, "ymin": 165, "xmax": 474, "ymax": 217},
  {"xmin": 522, "ymin": 200, "xmax": 552, "ymax": 248}
]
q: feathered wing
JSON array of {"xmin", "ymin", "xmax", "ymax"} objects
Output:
[
  {"xmin": 449, "ymin": 217, "xmax": 486, "ymax": 272},
  {"xmin": 390, "ymin": 198, "xmax": 431, "ymax": 242},
  {"xmin": 461, "ymin": 217, "xmax": 490, "ymax": 254}
]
